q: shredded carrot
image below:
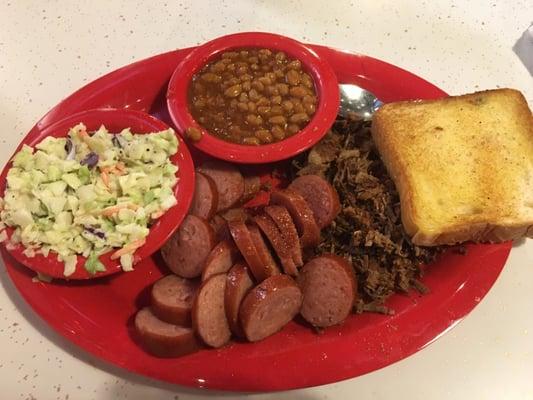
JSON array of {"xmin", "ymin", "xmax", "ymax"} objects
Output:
[
  {"xmin": 151, "ymin": 211, "xmax": 164, "ymax": 219},
  {"xmin": 101, "ymin": 206, "xmax": 121, "ymax": 217},
  {"xmin": 115, "ymin": 162, "xmax": 126, "ymax": 172},
  {"xmin": 101, "ymin": 203, "xmax": 139, "ymax": 217},
  {"xmin": 100, "ymin": 170, "xmax": 110, "ymax": 189},
  {"xmin": 110, "ymin": 239, "xmax": 145, "ymax": 260},
  {"xmin": 100, "ymin": 163, "xmax": 126, "ymax": 176},
  {"xmin": 78, "ymin": 129, "xmax": 91, "ymax": 144},
  {"xmin": 112, "ymin": 168, "xmax": 126, "ymax": 176}
]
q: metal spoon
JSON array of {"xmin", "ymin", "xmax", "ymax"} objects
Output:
[{"xmin": 338, "ymin": 84, "xmax": 383, "ymax": 120}]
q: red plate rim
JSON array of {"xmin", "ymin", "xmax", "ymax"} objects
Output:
[{"xmin": 0, "ymin": 42, "xmax": 513, "ymax": 391}]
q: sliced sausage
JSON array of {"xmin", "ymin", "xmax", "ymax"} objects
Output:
[
  {"xmin": 270, "ymin": 189, "xmax": 321, "ymax": 248},
  {"xmin": 189, "ymin": 172, "xmax": 218, "ymax": 220},
  {"xmin": 239, "ymin": 275, "xmax": 303, "ymax": 342},
  {"xmin": 289, "ymin": 175, "xmax": 340, "ymax": 229},
  {"xmin": 220, "ymin": 207, "xmax": 248, "ymax": 223},
  {"xmin": 192, "ymin": 274, "xmax": 231, "ymax": 348},
  {"xmin": 210, "ymin": 214, "xmax": 232, "ymax": 242},
  {"xmin": 134, "ymin": 307, "xmax": 201, "ymax": 358},
  {"xmin": 298, "ymin": 254, "xmax": 357, "ymax": 328},
  {"xmin": 264, "ymin": 205, "xmax": 303, "ymax": 268},
  {"xmin": 151, "ymin": 275, "xmax": 199, "ymax": 326},
  {"xmin": 201, "ymin": 240, "xmax": 239, "ymax": 281},
  {"xmin": 241, "ymin": 174, "xmax": 261, "ymax": 203},
  {"xmin": 228, "ymin": 220, "xmax": 272, "ymax": 282},
  {"xmin": 253, "ymin": 214, "xmax": 298, "ymax": 276},
  {"xmin": 161, "ymin": 215, "xmax": 216, "ymax": 278},
  {"xmin": 225, "ymin": 263, "xmax": 254, "ymax": 337},
  {"xmin": 197, "ymin": 160, "xmax": 244, "ymax": 211},
  {"xmin": 247, "ymin": 224, "xmax": 281, "ymax": 279}
]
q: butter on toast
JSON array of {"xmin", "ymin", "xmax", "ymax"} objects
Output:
[{"xmin": 371, "ymin": 88, "xmax": 533, "ymax": 246}]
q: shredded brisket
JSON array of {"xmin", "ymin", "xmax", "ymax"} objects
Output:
[{"xmin": 292, "ymin": 115, "xmax": 445, "ymax": 313}]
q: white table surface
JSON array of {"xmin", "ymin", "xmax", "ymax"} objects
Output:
[{"xmin": 1, "ymin": 1, "xmax": 532, "ymax": 399}]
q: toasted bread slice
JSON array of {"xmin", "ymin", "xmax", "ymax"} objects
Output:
[{"xmin": 371, "ymin": 88, "xmax": 533, "ymax": 246}]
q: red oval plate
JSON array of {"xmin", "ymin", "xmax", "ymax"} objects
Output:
[
  {"xmin": 1, "ymin": 43, "xmax": 512, "ymax": 391},
  {"xmin": 0, "ymin": 108, "xmax": 196, "ymax": 280}
]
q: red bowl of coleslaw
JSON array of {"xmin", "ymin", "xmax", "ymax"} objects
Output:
[{"xmin": 0, "ymin": 108, "xmax": 195, "ymax": 280}]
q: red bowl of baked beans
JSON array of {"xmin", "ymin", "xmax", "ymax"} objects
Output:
[{"xmin": 166, "ymin": 32, "xmax": 339, "ymax": 164}]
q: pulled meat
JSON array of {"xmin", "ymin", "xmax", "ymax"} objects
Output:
[{"xmin": 292, "ymin": 115, "xmax": 444, "ymax": 313}]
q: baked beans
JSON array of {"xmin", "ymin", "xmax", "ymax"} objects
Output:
[{"xmin": 188, "ymin": 48, "xmax": 317, "ymax": 145}]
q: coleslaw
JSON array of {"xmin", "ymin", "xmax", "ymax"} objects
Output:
[{"xmin": 0, "ymin": 123, "xmax": 179, "ymax": 276}]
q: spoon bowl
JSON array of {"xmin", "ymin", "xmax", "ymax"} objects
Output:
[{"xmin": 338, "ymin": 84, "xmax": 383, "ymax": 120}]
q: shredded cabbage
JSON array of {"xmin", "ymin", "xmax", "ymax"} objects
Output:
[{"xmin": 0, "ymin": 124, "xmax": 179, "ymax": 276}]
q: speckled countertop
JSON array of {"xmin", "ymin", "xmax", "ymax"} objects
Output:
[{"xmin": 1, "ymin": 1, "xmax": 532, "ymax": 399}]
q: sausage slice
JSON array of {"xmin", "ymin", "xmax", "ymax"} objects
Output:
[
  {"xmin": 220, "ymin": 207, "xmax": 249, "ymax": 223},
  {"xmin": 239, "ymin": 275, "xmax": 303, "ymax": 342},
  {"xmin": 192, "ymin": 274, "xmax": 231, "ymax": 348},
  {"xmin": 253, "ymin": 214, "xmax": 298, "ymax": 276},
  {"xmin": 228, "ymin": 220, "xmax": 277, "ymax": 282},
  {"xmin": 151, "ymin": 275, "xmax": 199, "ymax": 326},
  {"xmin": 197, "ymin": 160, "xmax": 244, "ymax": 211},
  {"xmin": 201, "ymin": 240, "xmax": 239, "ymax": 281},
  {"xmin": 247, "ymin": 224, "xmax": 281, "ymax": 279},
  {"xmin": 161, "ymin": 215, "xmax": 216, "ymax": 278},
  {"xmin": 189, "ymin": 172, "xmax": 218, "ymax": 220},
  {"xmin": 270, "ymin": 189, "xmax": 321, "ymax": 248},
  {"xmin": 298, "ymin": 254, "xmax": 357, "ymax": 328},
  {"xmin": 289, "ymin": 175, "xmax": 340, "ymax": 229},
  {"xmin": 225, "ymin": 263, "xmax": 254, "ymax": 337},
  {"xmin": 134, "ymin": 307, "xmax": 201, "ymax": 358},
  {"xmin": 210, "ymin": 214, "xmax": 232, "ymax": 243},
  {"xmin": 264, "ymin": 205, "xmax": 303, "ymax": 268}
]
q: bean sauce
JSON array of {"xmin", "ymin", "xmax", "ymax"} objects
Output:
[{"xmin": 188, "ymin": 48, "xmax": 318, "ymax": 145}]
